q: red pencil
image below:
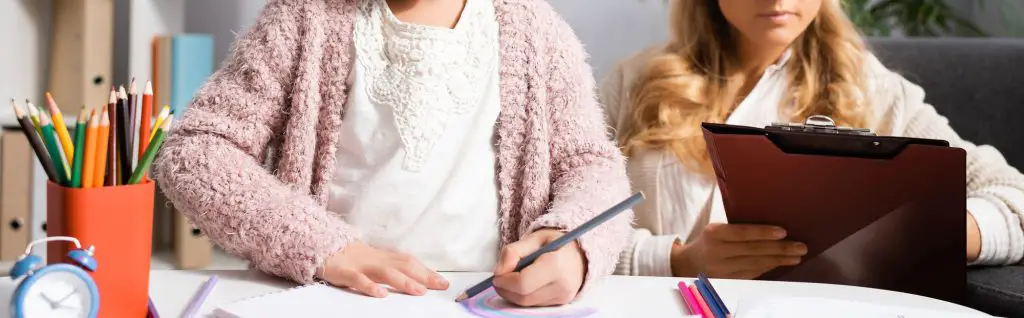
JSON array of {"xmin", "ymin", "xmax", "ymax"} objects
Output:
[
  {"xmin": 105, "ymin": 87, "xmax": 118, "ymax": 186},
  {"xmin": 139, "ymin": 81, "xmax": 154, "ymax": 181}
]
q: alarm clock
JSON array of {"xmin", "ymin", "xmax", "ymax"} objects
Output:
[{"xmin": 8, "ymin": 236, "xmax": 99, "ymax": 318}]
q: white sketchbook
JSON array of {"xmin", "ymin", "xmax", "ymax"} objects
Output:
[{"xmin": 214, "ymin": 283, "xmax": 469, "ymax": 318}]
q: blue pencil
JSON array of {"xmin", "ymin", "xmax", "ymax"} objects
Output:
[
  {"xmin": 699, "ymin": 273, "xmax": 730, "ymax": 315},
  {"xmin": 695, "ymin": 279, "xmax": 725, "ymax": 318}
]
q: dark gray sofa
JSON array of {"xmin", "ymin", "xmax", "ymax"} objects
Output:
[{"xmin": 869, "ymin": 38, "xmax": 1024, "ymax": 318}]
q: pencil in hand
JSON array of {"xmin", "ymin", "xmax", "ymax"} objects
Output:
[
  {"xmin": 69, "ymin": 107, "xmax": 88, "ymax": 188},
  {"xmin": 82, "ymin": 109, "xmax": 99, "ymax": 188},
  {"xmin": 11, "ymin": 99, "xmax": 58, "ymax": 182},
  {"xmin": 129, "ymin": 117, "xmax": 172, "ymax": 184}
]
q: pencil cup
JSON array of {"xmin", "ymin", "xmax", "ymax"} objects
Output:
[{"xmin": 47, "ymin": 181, "xmax": 155, "ymax": 318}]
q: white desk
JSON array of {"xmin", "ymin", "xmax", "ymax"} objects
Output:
[
  {"xmin": 0, "ymin": 270, "xmax": 988, "ymax": 317},
  {"xmin": 139, "ymin": 270, "xmax": 988, "ymax": 317}
]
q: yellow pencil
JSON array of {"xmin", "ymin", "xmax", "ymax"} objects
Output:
[
  {"xmin": 149, "ymin": 106, "xmax": 170, "ymax": 143},
  {"xmin": 26, "ymin": 99, "xmax": 42, "ymax": 136},
  {"xmin": 45, "ymin": 92, "xmax": 75, "ymax": 164}
]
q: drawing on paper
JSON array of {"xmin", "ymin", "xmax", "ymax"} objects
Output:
[{"xmin": 460, "ymin": 287, "xmax": 597, "ymax": 318}]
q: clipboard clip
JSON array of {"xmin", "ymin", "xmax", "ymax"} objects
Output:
[{"xmin": 767, "ymin": 115, "xmax": 875, "ymax": 136}]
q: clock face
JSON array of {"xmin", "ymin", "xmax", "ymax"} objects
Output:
[{"xmin": 19, "ymin": 269, "xmax": 94, "ymax": 318}]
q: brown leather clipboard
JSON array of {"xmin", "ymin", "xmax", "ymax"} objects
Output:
[{"xmin": 701, "ymin": 115, "xmax": 967, "ymax": 304}]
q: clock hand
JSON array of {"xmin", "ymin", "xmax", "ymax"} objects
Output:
[
  {"xmin": 56, "ymin": 290, "xmax": 77, "ymax": 304},
  {"xmin": 39, "ymin": 293, "xmax": 60, "ymax": 308}
]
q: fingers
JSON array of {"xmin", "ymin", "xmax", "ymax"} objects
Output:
[
  {"xmin": 496, "ymin": 281, "xmax": 567, "ymax": 307},
  {"xmin": 493, "ymin": 254, "xmax": 560, "ymax": 296},
  {"xmin": 332, "ymin": 269, "xmax": 388, "ymax": 298},
  {"xmin": 391, "ymin": 253, "xmax": 449, "ymax": 290},
  {"xmin": 494, "ymin": 239, "xmax": 539, "ymax": 275},
  {"xmin": 721, "ymin": 240, "xmax": 807, "ymax": 257},
  {"xmin": 366, "ymin": 267, "xmax": 427, "ymax": 296},
  {"xmin": 706, "ymin": 223, "xmax": 787, "ymax": 242}
]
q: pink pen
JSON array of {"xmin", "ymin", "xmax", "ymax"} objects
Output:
[{"xmin": 678, "ymin": 281, "xmax": 706, "ymax": 317}]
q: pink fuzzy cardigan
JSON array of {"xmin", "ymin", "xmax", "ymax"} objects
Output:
[{"xmin": 151, "ymin": 0, "xmax": 634, "ymax": 289}]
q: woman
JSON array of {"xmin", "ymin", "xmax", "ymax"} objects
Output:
[
  {"xmin": 152, "ymin": 0, "xmax": 633, "ymax": 306},
  {"xmin": 602, "ymin": 0, "xmax": 1024, "ymax": 278}
]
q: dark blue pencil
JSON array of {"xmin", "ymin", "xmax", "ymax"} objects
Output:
[
  {"xmin": 453, "ymin": 192, "xmax": 645, "ymax": 302},
  {"xmin": 695, "ymin": 279, "xmax": 725, "ymax": 318},
  {"xmin": 699, "ymin": 273, "xmax": 730, "ymax": 316}
]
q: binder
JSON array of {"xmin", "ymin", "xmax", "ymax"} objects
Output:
[
  {"xmin": 169, "ymin": 34, "xmax": 214, "ymax": 118},
  {"xmin": 1, "ymin": 131, "xmax": 34, "ymax": 260},
  {"xmin": 702, "ymin": 115, "xmax": 967, "ymax": 303},
  {"xmin": 173, "ymin": 207, "xmax": 212, "ymax": 269},
  {"xmin": 48, "ymin": 0, "xmax": 114, "ymax": 113}
]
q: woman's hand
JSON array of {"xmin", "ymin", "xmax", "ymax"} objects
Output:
[
  {"xmin": 671, "ymin": 223, "xmax": 807, "ymax": 279},
  {"xmin": 492, "ymin": 229, "xmax": 587, "ymax": 307},
  {"xmin": 320, "ymin": 242, "xmax": 449, "ymax": 297}
]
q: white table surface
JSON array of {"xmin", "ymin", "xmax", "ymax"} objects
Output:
[
  {"xmin": 149, "ymin": 270, "xmax": 987, "ymax": 317},
  {"xmin": 0, "ymin": 270, "xmax": 989, "ymax": 317}
]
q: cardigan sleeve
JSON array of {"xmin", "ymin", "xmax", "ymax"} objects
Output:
[
  {"xmin": 522, "ymin": 2, "xmax": 634, "ymax": 293},
  {"xmin": 892, "ymin": 72, "xmax": 1024, "ymax": 265},
  {"xmin": 151, "ymin": 0, "xmax": 360, "ymax": 284},
  {"xmin": 600, "ymin": 56, "xmax": 683, "ymax": 277}
]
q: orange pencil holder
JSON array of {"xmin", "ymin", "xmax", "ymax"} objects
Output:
[{"xmin": 47, "ymin": 181, "xmax": 154, "ymax": 318}]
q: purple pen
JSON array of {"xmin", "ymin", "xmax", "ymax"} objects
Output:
[
  {"xmin": 147, "ymin": 296, "xmax": 160, "ymax": 318},
  {"xmin": 181, "ymin": 275, "xmax": 219, "ymax": 318}
]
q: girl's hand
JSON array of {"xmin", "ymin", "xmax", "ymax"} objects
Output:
[
  {"xmin": 671, "ymin": 223, "xmax": 807, "ymax": 279},
  {"xmin": 321, "ymin": 242, "xmax": 449, "ymax": 297},
  {"xmin": 492, "ymin": 229, "xmax": 587, "ymax": 307}
]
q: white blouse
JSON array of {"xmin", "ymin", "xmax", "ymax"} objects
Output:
[{"xmin": 327, "ymin": 0, "xmax": 502, "ymax": 272}]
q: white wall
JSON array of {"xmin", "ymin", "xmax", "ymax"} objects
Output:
[{"xmin": 0, "ymin": 0, "xmax": 52, "ymax": 113}]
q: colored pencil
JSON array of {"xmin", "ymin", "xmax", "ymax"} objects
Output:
[
  {"xmin": 695, "ymin": 279, "xmax": 725, "ymax": 318},
  {"xmin": 698, "ymin": 273, "xmax": 729, "ymax": 316},
  {"xmin": 12, "ymin": 100, "xmax": 57, "ymax": 182},
  {"xmin": 117, "ymin": 86, "xmax": 130, "ymax": 185},
  {"xmin": 150, "ymin": 106, "xmax": 170, "ymax": 143},
  {"xmin": 82, "ymin": 110, "xmax": 99, "ymax": 188},
  {"xmin": 139, "ymin": 82, "xmax": 154, "ymax": 181},
  {"xmin": 689, "ymin": 285, "xmax": 714, "ymax": 318},
  {"xmin": 39, "ymin": 113, "xmax": 69, "ymax": 186},
  {"xmin": 26, "ymin": 100, "xmax": 42, "ymax": 136},
  {"xmin": 455, "ymin": 192, "xmax": 645, "ymax": 302},
  {"xmin": 105, "ymin": 88, "xmax": 118, "ymax": 186},
  {"xmin": 127, "ymin": 78, "xmax": 138, "ymax": 169},
  {"xmin": 129, "ymin": 117, "xmax": 172, "ymax": 184},
  {"xmin": 69, "ymin": 107, "xmax": 87, "ymax": 188},
  {"xmin": 679, "ymin": 281, "xmax": 704, "ymax": 317},
  {"xmin": 181, "ymin": 275, "xmax": 218, "ymax": 318},
  {"xmin": 45, "ymin": 93, "xmax": 75, "ymax": 165},
  {"xmin": 94, "ymin": 106, "xmax": 110, "ymax": 188}
]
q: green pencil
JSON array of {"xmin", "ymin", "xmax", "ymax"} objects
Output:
[
  {"xmin": 39, "ymin": 113, "xmax": 69, "ymax": 186},
  {"xmin": 70, "ymin": 108, "xmax": 88, "ymax": 187},
  {"xmin": 128, "ymin": 117, "xmax": 172, "ymax": 184}
]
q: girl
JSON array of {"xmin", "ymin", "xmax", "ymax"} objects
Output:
[
  {"xmin": 152, "ymin": 0, "xmax": 633, "ymax": 307},
  {"xmin": 602, "ymin": 0, "xmax": 1024, "ymax": 278}
]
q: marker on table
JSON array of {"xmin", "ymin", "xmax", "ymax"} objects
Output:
[
  {"xmin": 181, "ymin": 275, "xmax": 219, "ymax": 318},
  {"xmin": 454, "ymin": 192, "xmax": 644, "ymax": 302}
]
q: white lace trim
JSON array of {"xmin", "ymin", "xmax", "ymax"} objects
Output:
[{"xmin": 354, "ymin": 0, "xmax": 499, "ymax": 171}]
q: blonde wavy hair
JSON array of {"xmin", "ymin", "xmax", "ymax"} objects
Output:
[{"xmin": 621, "ymin": 0, "xmax": 871, "ymax": 175}]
